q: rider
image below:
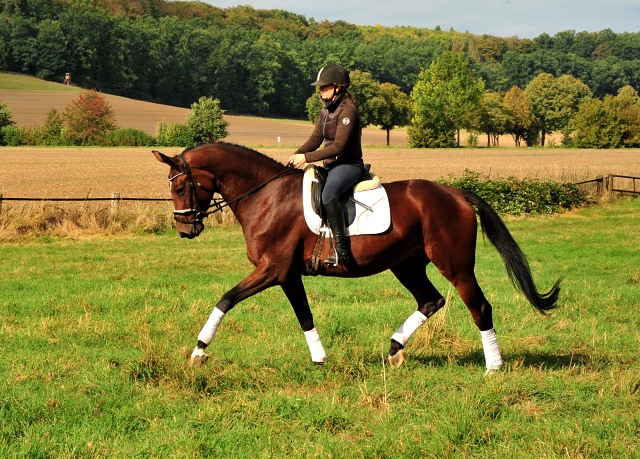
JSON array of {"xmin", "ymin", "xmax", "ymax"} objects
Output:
[{"xmin": 288, "ymin": 64, "xmax": 364, "ymax": 267}]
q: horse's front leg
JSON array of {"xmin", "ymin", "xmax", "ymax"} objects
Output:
[
  {"xmin": 281, "ymin": 277, "xmax": 326, "ymax": 364},
  {"xmin": 190, "ymin": 264, "xmax": 277, "ymax": 365}
]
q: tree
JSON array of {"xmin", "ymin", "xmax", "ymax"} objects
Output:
[
  {"xmin": 62, "ymin": 89, "xmax": 116, "ymax": 145},
  {"xmin": 0, "ymin": 100, "xmax": 15, "ymax": 129},
  {"xmin": 503, "ymin": 86, "xmax": 537, "ymax": 146},
  {"xmin": 185, "ymin": 96, "xmax": 229, "ymax": 144},
  {"xmin": 409, "ymin": 51, "xmax": 484, "ymax": 148},
  {"xmin": 0, "ymin": 99, "xmax": 16, "ymax": 146},
  {"xmin": 554, "ymin": 74, "xmax": 593, "ymax": 144},
  {"xmin": 371, "ymin": 82, "xmax": 411, "ymax": 146},
  {"xmin": 572, "ymin": 85, "xmax": 640, "ymax": 148},
  {"xmin": 470, "ymin": 92, "xmax": 510, "ymax": 147},
  {"xmin": 524, "ymin": 73, "xmax": 592, "ymax": 146}
]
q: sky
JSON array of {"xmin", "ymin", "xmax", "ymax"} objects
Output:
[{"xmin": 200, "ymin": 0, "xmax": 640, "ymax": 38}]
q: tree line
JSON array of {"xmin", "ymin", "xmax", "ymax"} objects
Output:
[
  {"xmin": 409, "ymin": 51, "xmax": 640, "ymax": 148},
  {"xmin": 2, "ymin": 0, "xmax": 640, "ymax": 120}
]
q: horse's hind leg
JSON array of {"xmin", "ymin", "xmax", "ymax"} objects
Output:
[
  {"xmin": 388, "ymin": 256, "xmax": 446, "ymax": 367},
  {"xmin": 450, "ymin": 272, "xmax": 503, "ymax": 374}
]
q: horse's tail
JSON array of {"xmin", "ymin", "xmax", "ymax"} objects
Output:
[{"xmin": 461, "ymin": 189, "xmax": 561, "ymax": 313}]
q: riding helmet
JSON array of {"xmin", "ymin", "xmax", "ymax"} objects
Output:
[{"xmin": 311, "ymin": 64, "xmax": 350, "ymax": 88}]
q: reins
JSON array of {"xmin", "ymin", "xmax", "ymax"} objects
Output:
[{"xmin": 169, "ymin": 153, "xmax": 295, "ymax": 223}]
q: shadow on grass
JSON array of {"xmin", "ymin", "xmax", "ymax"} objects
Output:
[{"xmin": 408, "ymin": 350, "xmax": 598, "ymax": 371}]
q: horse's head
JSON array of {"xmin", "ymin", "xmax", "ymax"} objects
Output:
[{"xmin": 153, "ymin": 150, "xmax": 216, "ymax": 239}]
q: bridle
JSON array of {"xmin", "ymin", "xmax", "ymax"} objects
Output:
[{"xmin": 168, "ymin": 153, "xmax": 294, "ymax": 225}]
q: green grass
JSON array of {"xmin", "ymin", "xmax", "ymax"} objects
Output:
[
  {"xmin": 0, "ymin": 72, "xmax": 82, "ymax": 93},
  {"xmin": 1, "ymin": 198, "xmax": 639, "ymax": 457}
]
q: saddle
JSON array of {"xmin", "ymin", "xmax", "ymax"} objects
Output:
[
  {"xmin": 307, "ymin": 164, "xmax": 380, "ymax": 226},
  {"xmin": 303, "ymin": 164, "xmax": 389, "ymax": 275}
]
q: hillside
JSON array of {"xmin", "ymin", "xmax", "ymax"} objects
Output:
[
  {"xmin": 0, "ymin": 73, "xmax": 408, "ymax": 147},
  {"xmin": 1, "ymin": 1, "xmax": 638, "ymax": 120}
]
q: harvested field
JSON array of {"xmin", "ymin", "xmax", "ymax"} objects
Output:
[
  {"xmin": 2, "ymin": 84, "xmax": 566, "ymax": 148},
  {"xmin": 0, "ymin": 90, "xmax": 408, "ymax": 147},
  {"xmin": 1, "ymin": 147, "xmax": 639, "ymax": 200}
]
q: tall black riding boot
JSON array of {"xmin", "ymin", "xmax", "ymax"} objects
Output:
[{"xmin": 323, "ymin": 197, "xmax": 350, "ymax": 266}]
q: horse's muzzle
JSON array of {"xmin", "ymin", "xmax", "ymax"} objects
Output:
[{"xmin": 178, "ymin": 221, "xmax": 205, "ymax": 239}]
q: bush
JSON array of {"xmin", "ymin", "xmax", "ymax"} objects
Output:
[
  {"xmin": 0, "ymin": 125, "xmax": 21, "ymax": 146},
  {"xmin": 41, "ymin": 109, "xmax": 65, "ymax": 146},
  {"xmin": 63, "ymin": 89, "xmax": 117, "ymax": 145},
  {"xmin": 438, "ymin": 170, "xmax": 590, "ymax": 216},
  {"xmin": 408, "ymin": 122, "xmax": 454, "ymax": 148},
  {"xmin": 156, "ymin": 97, "xmax": 229, "ymax": 147},
  {"xmin": 572, "ymin": 86, "xmax": 640, "ymax": 148},
  {"xmin": 185, "ymin": 96, "xmax": 229, "ymax": 144},
  {"xmin": 104, "ymin": 128, "xmax": 155, "ymax": 146},
  {"xmin": 156, "ymin": 120, "xmax": 192, "ymax": 147}
]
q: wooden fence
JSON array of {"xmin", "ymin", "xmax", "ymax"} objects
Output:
[
  {"xmin": 0, "ymin": 193, "xmax": 171, "ymax": 215},
  {"xmin": 574, "ymin": 174, "xmax": 640, "ymax": 195}
]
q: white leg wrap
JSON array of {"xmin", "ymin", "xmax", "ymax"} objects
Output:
[
  {"xmin": 304, "ymin": 328, "xmax": 327, "ymax": 363},
  {"xmin": 391, "ymin": 311, "xmax": 428, "ymax": 346},
  {"xmin": 197, "ymin": 307, "xmax": 225, "ymax": 345},
  {"xmin": 480, "ymin": 328, "xmax": 503, "ymax": 371}
]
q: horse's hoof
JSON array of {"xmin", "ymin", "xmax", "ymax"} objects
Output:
[
  {"xmin": 484, "ymin": 367, "xmax": 501, "ymax": 377},
  {"xmin": 313, "ymin": 357, "xmax": 327, "ymax": 366},
  {"xmin": 189, "ymin": 348, "xmax": 210, "ymax": 366},
  {"xmin": 388, "ymin": 350, "xmax": 405, "ymax": 368}
]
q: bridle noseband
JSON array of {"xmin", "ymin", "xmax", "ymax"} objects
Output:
[{"xmin": 168, "ymin": 153, "xmax": 294, "ymax": 225}]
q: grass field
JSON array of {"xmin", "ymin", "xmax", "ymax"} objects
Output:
[{"xmin": 1, "ymin": 197, "xmax": 639, "ymax": 457}]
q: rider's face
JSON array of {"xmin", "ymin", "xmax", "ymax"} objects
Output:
[{"xmin": 320, "ymin": 84, "xmax": 341, "ymax": 100}]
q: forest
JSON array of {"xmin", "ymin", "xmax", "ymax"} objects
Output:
[{"xmin": 1, "ymin": 0, "xmax": 640, "ymax": 119}]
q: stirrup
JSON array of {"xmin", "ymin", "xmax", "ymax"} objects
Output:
[{"xmin": 324, "ymin": 248, "xmax": 349, "ymax": 267}]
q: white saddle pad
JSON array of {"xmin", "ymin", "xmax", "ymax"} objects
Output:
[{"xmin": 302, "ymin": 168, "xmax": 391, "ymax": 236}]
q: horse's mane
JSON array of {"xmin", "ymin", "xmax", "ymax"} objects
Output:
[{"xmin": 182, "ymin": 142, "xmax": 294, "ymax": 170}]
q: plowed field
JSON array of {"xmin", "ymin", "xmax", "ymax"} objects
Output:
[{"xmin": 1, "ymin": 146, "xmax": 639, "ymax": 199}]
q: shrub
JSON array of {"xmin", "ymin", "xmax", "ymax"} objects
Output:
[
  {"xmin": 41, "ymin": 109, "xmax": 65, "ymax": 146},
  {"xmin": 0, "ymin": 100, "xmax": 15, "ymax": 145},
  {"xmin": 466, "ymin": 132, "xmax": 479, "ymax": 147},
  {"xmin": 438, "ymin": 170, "xmax": 590, "ymax": 216},
  {"xmin": 63, "ymin": 89, "xmax": 117, "ymax": 145},
  {"xmin": 0, "ymin": 100, "xmax": 14, "ymax": 129},
  {"xmin": 104, "ymin": 128, "xmax": 155, "ymax": 146},
  {"xmin": 185, "ymin": 96, "xmax": 229, "ymax": 144},
  {"xmin": 572, "ymin": 86, "xmax": 640, "ymax": 148},
  {"xmin": 156, "ymin": 120, "xmax": 192, "ymax": 147},
  {"xmin": 0, "ymin": 125, "xmax": 21, "ymax": 146},
  {"xmin": 408, "ymin": 122, "xmax": 454, "ymax": 148}
]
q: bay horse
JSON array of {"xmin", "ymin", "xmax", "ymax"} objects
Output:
[{"xmin": 153, "ymin": 143, "xmax": 560, "ymax": 373}]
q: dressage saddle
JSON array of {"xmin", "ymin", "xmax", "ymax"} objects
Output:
[{"xmin": 310, "ymin": 164, "xmax": 372, "ymax": 227}]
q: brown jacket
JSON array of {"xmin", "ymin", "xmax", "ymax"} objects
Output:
[{"xmin": 297, "ymin": 94, "xmax": 364, "ymax": 168}]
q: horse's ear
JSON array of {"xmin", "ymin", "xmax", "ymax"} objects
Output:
[{"xmin": 152, "ymin": 150, "xmax": 178, "ymax": 167}]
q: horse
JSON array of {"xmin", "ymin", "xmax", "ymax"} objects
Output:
[{"xmin": 153, "ymin": 143, "xmax": 561, "ymax": 374}]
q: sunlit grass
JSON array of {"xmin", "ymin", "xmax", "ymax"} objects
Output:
[{"xmin": 1, "ymin": 198, "xmax": 639, "ymax": 457}]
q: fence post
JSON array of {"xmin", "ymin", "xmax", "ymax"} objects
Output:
[
  {"xmin": 0, "ymin": 193, "xmax": 3, "ymax": 214},
  {"xmin": 110, "ymin": 192, "xmax": 120, "ymax": 216},
  {"xmin": 608, "ymin": 174, "xmax": 614, "ymax": 193}
]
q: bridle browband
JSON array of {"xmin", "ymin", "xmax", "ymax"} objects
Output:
[{"xmin": 168, "ymin": 153, "xmax": 294, "ymax": 225}]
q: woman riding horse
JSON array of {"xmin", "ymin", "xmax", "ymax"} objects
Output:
[{"xmin": 288, "ymin": 64, "xmax": 364, "ymax": 267}]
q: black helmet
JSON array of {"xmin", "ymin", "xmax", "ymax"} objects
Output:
[{"xmin": 311, "ymin": 64, "xmax": 350, "ymax": 88}]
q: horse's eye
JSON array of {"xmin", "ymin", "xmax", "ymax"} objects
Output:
[{"xmin": 175, "ymin": 187, "xmax": 186, "ymax": 196}]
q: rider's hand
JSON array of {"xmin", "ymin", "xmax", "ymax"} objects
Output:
[{"xmin": 288, "ymin": 153, "xmax": 307, "ymax": 168}]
